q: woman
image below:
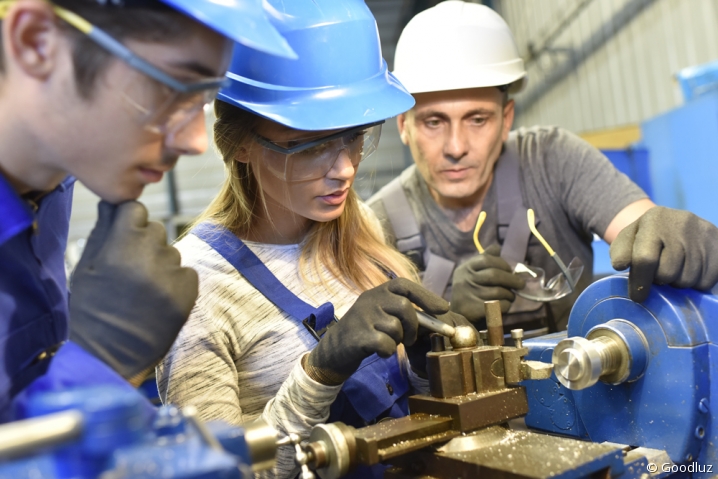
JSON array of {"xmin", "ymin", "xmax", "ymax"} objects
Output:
[{"xmin": 157, "ymin": 1, "xmax": 469, "ymax": 477}]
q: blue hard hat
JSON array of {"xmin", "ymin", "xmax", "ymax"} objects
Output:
[
  {"xmin": 217, "ymin": 0, "xmax": 415, "ymax": 131},
  {"xmin": 159, "ymin": 0, "xmax": 296, "ymax": 59}
]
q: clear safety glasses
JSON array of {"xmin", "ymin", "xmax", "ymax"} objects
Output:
[
  {"xmin": 473, "ymin": 209, "xmax": 584, "ymax": 302},
  {"xmin": 253, "ymin": 122, "xmax": 384, "ymax": 182},
  {"xmin": 0, "ymin": 1, "xmax": 229, "ymax": 136}
]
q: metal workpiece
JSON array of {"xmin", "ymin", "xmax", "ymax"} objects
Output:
[
  {"xmin": 485, "ymin": 300, "xmax": 505, "ymax": 346},
  {"xmin": 552, "ymin": 337, "xmax": 604, "ymax": 390},
  {"xmin": 494, "ymin": 347, "xmax": 553, "ymax": 384},
  {"xmin": 511, "ymin": 328, "xmax": 524, "ymax": 348},
  {"xmin": 384, "ymin": 425, "xmax": 625, "ymax": 479},
  {"xmin": 552, "ymin": 319, "xmax": 649, "ymax": 390},
  {"xmin": 520, "ymin": 360, "xmax": 554, "ymax": 381}
]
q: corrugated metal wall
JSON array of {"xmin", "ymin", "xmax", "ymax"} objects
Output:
[{"xmin": 498, "ymin": 0, "xmax": 718, "ymax": 132}]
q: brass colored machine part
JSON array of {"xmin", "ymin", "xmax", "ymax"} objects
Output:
[
  {"xmin": 352, "ymin": 414, "xmax": 457, "ymax": 464},
  {"xmin": 408, "ymin": 388, "xmax": 529, "ymax": 433},
  {"xmin": 307, "ymin": 423, "xmax": 357, "ymax": 479},
  {"xmin": 242, "ymin": 419, "xmax": 281, "ymax": 472},
  {"xmin": 302, "ymin": 300, "xmax": 556, "ymax": 478},
  {"xmin": 485, "ymin": 301, "xmax": 505, "ymax": 346}
]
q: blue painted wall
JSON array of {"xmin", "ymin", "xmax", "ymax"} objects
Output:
[{"xmin": 642, "ymin": 90, "xmax": 718, "ymax": 226}]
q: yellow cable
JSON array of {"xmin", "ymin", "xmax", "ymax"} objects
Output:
[
  {"xmin": 52, "ymin": 5, "xmax": 93, "ymax": 34},
  {"xmin": 0, "ymin": 0, "xmax": 17, "ymax": 19},
  {"xmin": 473, "ymin": 210, "xmax": 486, "ymax": 254},
  {"xmin": 0, "ymin": 2, "xmax": 93, "ymax": 35},
  {"xmin": 527, "ymin": 208, "xmax": 556, "ymax": 256}
]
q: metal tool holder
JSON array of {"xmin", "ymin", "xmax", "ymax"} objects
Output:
[{"xmin": 293, "ymin": 301, "xmax": 618, "ymax": 479}]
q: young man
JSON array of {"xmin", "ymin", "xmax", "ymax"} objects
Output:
[
  {"xmin": 0, "ymin": 0, "xmax": 294, "ymax": 421},
  {"xmin": 368, "ymin": 0, "xmax": 718, "ymax": 333}
]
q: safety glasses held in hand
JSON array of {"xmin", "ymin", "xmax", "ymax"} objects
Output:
[
  {"xmin": 0, "ymin": 1, "xmax": 229, "ymax": 136},
  {"xmin": 253, "ymin": 122, "xmax": 384, "ymax": 182},
  {"xmin": 473, "ymin": 209, "xmax": 584, "ymax": 302}
]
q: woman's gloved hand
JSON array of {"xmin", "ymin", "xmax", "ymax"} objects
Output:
[
  {"xmin": 303, "ymin": 278, "xmax": 450, "ymax": 385},
  {"xmin": 449, "ymin": 244, "xmax": 526, "ymax": 324},
  {"xmin": 69, "ymin": 201, "xmax": 199, "ymax": 385},
  {"xmin": 610, "ymin": 206, "xmax": 718, "ymax": 302}
]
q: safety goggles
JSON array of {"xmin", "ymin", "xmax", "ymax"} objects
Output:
[
  {"xmin": 473, "ymin": 209, "xmax": 584, "ymax": 302},
  {"xmin": 253, "ymin": 122, "xmax": 384, "ymax": 182},
  {"xmin": 0, "ymin": 1, "xmax": 229, "ymax": 136}
]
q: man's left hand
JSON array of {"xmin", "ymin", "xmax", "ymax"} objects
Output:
[{"xmin": 610, "ymin": 206, "xmax": 718, "ymax": 302}]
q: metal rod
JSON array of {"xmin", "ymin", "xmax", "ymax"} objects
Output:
[
  {"xmin": 485, "ymin": 301, "xmax": 505, "ymax": 346},
  {"xmin": 416, "ymin": 311, "xmax": 456, "ymax": 338},
  {"xmin": 0, "ymin": 410, "xmax": 84, "ymax": 460},
  {"xmin": 183, "ymin": 405, "xmax": 223, "ymax": 451}
]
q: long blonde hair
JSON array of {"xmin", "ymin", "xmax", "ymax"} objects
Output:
[{"xmin": 189, "ymin": 100, "xmax": 418, "ymax": 292}]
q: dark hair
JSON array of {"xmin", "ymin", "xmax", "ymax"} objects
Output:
[
  {"xmin": 497, "ymin": 84, "xmax": 510, "ymax": 106},
  {"xmin": 0, "ymin": 0, "xmax": 194, "ymax": 98}
]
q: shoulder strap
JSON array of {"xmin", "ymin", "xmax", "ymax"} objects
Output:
[
  {"xmin": 191, "ymin": 223, "xmax": 335, "ymax": 334},
  {"xmin": 495, "ymin": 135, "xmax": 534, "ymax": 266},
  {"xmin": 495, "ymin": 136, "xmax": 545, "ymax": 316},
  {"xmin": 380, "ymin": 173, "xmax": 423, "ymax": 257},
  {"xmin": 376, "ymin": 171, "xmax": 455, "ymax": 297}
]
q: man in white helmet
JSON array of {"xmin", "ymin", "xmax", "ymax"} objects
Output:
[{"xmin": 368, "ymin": 0, "xmax": 718, "ymax": 333}]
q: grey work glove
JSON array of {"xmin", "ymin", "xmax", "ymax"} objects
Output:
[
  {"xmin": 449, "ymin": 244, "xmax": 526, "ymax": 324},
  {"xmin": 69, "ymin": 201, "xmax": 199, "ymax": 383},
  {"xmin": 405, "ymin": 310, "xmax": 474, "ymax": 378},
  {"xmin": 610, "ymin": 206, "xmax": 718, "ymax": 302},
  {"xmin": 304, "ymin": 278, "xmax": 450, "ymax": 385}
]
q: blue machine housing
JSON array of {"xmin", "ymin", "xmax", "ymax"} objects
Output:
[
  {"xmin": 525, "ymin": 275, "xmax": 718, "ymax": 473},
  {"xmin": 0, "ymin": 387, "xmax": 258, "ymax": 479}
]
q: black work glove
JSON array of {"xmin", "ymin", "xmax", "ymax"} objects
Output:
[
  {"xmin": 405, "ymin": 310, "xmax": 474, "ymax": 378},
  {"xmin": 610, "ymin": 206, "xmax": 718, "ymax": 302},
  {"xmin": 69, "ymin": 201, "xmax": 199, "ymax": 384},
  {"xmin": 449, "ymin": 244, "xmax": 526, "ymax": 324},
  {"xmin": 304, "ymin": 278, "xmax": 450, "ymax": 385}
]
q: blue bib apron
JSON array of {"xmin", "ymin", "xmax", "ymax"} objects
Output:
[{"xmin": 193, "ymin": 223, "xmax": 410, "ymax": 478}]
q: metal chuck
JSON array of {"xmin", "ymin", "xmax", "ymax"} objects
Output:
[{"xmin": 552, "ymin": 319, "xmax": 649, "ymax": 390}]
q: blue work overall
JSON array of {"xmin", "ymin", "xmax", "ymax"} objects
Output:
[
  {"xmin": 0, "ymin": 175, "xmax": 153, "ymax": 422},
  {"xmin": 193, "ymin": 223, "xmax": 411, "ymax": 478}
]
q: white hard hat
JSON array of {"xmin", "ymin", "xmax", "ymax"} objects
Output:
[{"xmin": 393, "ymin": 0, "xmax": 527, "ymax": 95}]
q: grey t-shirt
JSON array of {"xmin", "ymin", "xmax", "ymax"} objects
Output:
[{"xmin": 367, "ymin": 126, "xmax": 648, "ymax": 329}]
